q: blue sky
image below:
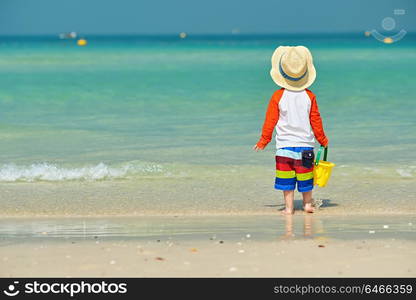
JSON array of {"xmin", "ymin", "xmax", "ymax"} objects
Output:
[{"xmin": 0, "ymin": 0, "xmax": 415, "ymax": 35}]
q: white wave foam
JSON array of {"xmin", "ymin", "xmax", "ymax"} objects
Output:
[
  {"xmin": 396, "ymin": 168, "xmax": 414, "ymax": 178},
  {"xmin": 0, "ymin": 162, "xmax": 163, "ymax": 182}
]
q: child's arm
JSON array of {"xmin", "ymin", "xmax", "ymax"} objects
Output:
[
  {"xmin": 253, "ymin": 89, "xmax": 283, "ymax": 150},
  {"xmin": 306, "ymin": 90, "xmax": 329, "ymax": 147}
]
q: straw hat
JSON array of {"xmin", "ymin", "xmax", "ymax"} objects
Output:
[{"xmin": 270, "ymin": 46, "xmax": 316, "ymax": 91}]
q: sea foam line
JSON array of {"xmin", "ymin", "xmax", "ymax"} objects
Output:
[{"xmin": 0, "ymin": 162, "xmax": 163, "ymax": 182}]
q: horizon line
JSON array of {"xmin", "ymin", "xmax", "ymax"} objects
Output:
[{"xmin": 1, "ymin": 31, "xmax": 415, "ymax": 37}]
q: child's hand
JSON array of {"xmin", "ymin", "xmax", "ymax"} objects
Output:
[{"xmin": 252, "ymin": 144, "xmax": 265, "ymax": 151}]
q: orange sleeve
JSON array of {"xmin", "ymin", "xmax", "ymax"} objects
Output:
[
  {"xmin": 256, "ymin": 89, "xmax": 284, "ymax": 149},
  {"xmin": 306, "ymin": 89, "xmax": 328, "ymax": 147}
]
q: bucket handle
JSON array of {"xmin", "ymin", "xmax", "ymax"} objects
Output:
[{"xmin": 315, "ymin": 146, "xmax": 328, "ymax": 166}]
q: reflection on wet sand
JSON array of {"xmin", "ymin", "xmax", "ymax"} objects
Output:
[
  {"xmin": 283, "ymin": 215, "xmax": 294, "ymax": 238},
  {"xmin": 304, "ymin": 214, "xmax": 312, "ymax": 237},
  {"xmin": 0, "ymin": 215, "xmax": 414, "ymax": 245},
  {"xmin": 282, "ymin": 214, "xmax": 322, "ymax": 238}
]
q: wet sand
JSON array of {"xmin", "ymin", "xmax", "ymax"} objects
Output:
[
  {"xmin": 1, "ymin": 165, "xmax": 415, "ymax": 217},
  {"xmin": 0, "ymin": 215, "xmax": 415, "ymax": 277}
]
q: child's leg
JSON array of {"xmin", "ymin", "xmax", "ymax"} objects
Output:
[
  {"xmin": 282, "ymin": 190, "xmax": 295, "ymax": 214},
  {"xmin": 275, "ymin": 152, "xmax": 296, "ymax": 214},
  {"xmin": 302, "ymin": 191, "xmax": 314, "ymax": 213}
]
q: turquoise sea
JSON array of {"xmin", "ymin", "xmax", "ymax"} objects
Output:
[{"xmin": 0, "ymin": 34, "xmax": 415, "ymax": 216}]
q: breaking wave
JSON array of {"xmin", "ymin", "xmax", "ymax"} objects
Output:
[{"xmin": 0, "ymin": 162, "xmax": 164, "ymax": 182}]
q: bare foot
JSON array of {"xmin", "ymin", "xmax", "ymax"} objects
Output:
[
  {"xmin": 281, "ymin": 207, "xmax": 294, "ymax": 215},
  {"xmin": 303, "ymin": 203, "xmax": 314, "ymax": 213}
]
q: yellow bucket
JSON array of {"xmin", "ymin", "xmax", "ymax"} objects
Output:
[{"xmin": 313, "ymin": 146, "xmax": 335, "ymax": 187}]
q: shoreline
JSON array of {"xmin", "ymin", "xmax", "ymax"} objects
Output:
[{"xmin": 1, "ymin": 167, "xmax": 415, "ymax": 217}]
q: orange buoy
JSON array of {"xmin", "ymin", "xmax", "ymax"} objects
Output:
[{"xmin": 383, "ymin": 37, "xmax": 394, "ymax": 44}]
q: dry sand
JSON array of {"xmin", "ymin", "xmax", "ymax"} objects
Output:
[{"xmin": 1, "ymin": 238, "xmax": 415, "ymax": 277}]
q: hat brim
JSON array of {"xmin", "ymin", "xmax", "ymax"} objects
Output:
[{"xmin": 270, "ymin": 46, "xmax": 316, "ymax": 91}]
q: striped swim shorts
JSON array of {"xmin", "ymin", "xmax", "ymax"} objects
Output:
[{"xmin": 275, "ymin": 147, "xmax": 314, "ymax": 192}]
